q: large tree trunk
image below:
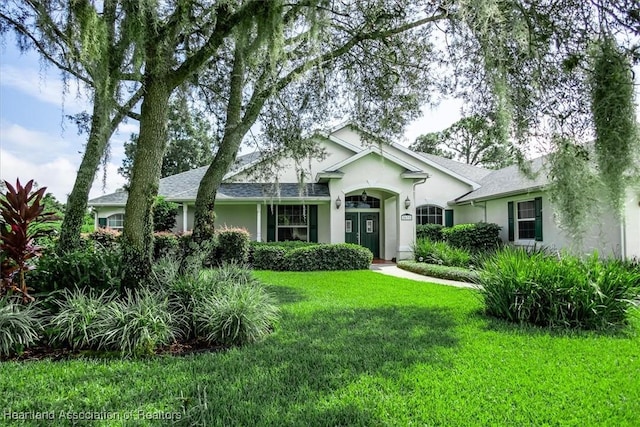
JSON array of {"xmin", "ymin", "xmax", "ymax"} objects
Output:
[
  {"xmin": 57, "ymin": 95, "xmax": 111, "ymax": 253},
  {"xmin": 120, "ymin": 72, "xmax": 170, "ymax": 291},
  {"xmin": 193, "ymin": 43, "xmax": 246, "ymax": 242}
]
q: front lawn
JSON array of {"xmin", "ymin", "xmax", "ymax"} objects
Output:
[{"xmin": 1, "ymin": 270, "xmax": 638, "ymax": 426}]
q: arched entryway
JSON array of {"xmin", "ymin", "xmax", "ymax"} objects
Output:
[{"xmin": 344, "ymin": 191, "xmax": 381, "ymax": 258}]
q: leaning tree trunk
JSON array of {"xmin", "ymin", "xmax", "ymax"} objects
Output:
[
  {"xmin": 57, "ymin": 95, "xmax": 111, "ymax": 253},
  {"xmin": 120, "ymin": 75, "xmax": 171, "ymax": 291},
  {"xmin": 192, "ymin": 132, "xmax": 244, "ymax": 242}
]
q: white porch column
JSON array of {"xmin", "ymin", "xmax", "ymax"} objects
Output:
[
  {"xmin": 94, "ymin": 210, "xmax": 98, "ymax": 229},
  {"xmin": 182, "ymin": 203, "xmax": 188, "ymax": 232},
  {"xmin": 256, "ymin": 204, "xmax": 262, "ymax": 242}
]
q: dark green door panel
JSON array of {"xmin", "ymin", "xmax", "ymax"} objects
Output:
[
  {"xmin": 345, "ymin": 212, "xmax": 358, "ymax": 245},
  {"xmin": 360, "ymin": 212, "xmax": 380, "ymax": 258},
  {"xmin": 344, "ymin": 212, "xmax": 380, "ymax": 258}
]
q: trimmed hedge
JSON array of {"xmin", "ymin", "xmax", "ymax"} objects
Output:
[
  {"xmin": 217, "ymin": 228, "xmax": 250, "ymax": 264},
  {"xmin": 416, "ymin": 224, "xmax": 444, "ymax": 241},
  {"xmin": 441, "ymin": 222, "xmax": 501, "ymax": 252},
  {"xmin": 252, "ymin": 246, "xmax": 288, "ymax": 270},
  {"xmin": 397, "ymin": 260, "xmax": 479, "ymax": 283},
  {"xmin": 281, "ymin": 244, "xmax": 373, "ymax": 271}
]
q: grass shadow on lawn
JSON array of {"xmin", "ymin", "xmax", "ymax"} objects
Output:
[
  {"xmin": 177, "ymin": 305, "xmax": 459, "ymax": 425},
  {"xmin": 264, "ymin": 284, "xmax": 307, "ymax": 305}
]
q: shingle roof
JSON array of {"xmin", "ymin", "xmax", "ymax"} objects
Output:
[
  {"xmin": 414, "ymin": 152, "xmax": 493, "ymax": 183},
  {"xmin": 89, "ymin": 182, "xmax": 330, "ymax": 205},
  {"xmin": 89, "ymin": 152, "xmax": 266, "ymax": 205},
  {"xmin": 455, "ymin": 156, "xmax": 548, "ymax": 203}
]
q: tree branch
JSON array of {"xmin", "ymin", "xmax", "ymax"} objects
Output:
[
  {"xmin": 0, "ymin": 12, "xmax": 93, "ymax": 86},
  {"xmin": 169, "ymin": 0, "xmax": 265, "ymax": 88}
]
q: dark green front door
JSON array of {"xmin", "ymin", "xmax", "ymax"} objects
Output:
[
  {"xmin": 345, "ymin": 212, "xmax": 379, "ymax": 258},
  {"xmin": 345, "ymin": 212, "xmax": 358, "ymax": 245}
]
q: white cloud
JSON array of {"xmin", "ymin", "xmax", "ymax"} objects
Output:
[
  {"xmin": 0, "ymin": 148, "xmax": 77, "ymax": 201},
  {"xmin": 0, "ymin": 64, "xmax": 90, "ymax": 112},
  {"xmin": 1, "ymin": 120, "xmax": 73, "ymax": 150},
  {"xmin": 0, "ymin": 147, "xmax": 126, "ymax": 203}
]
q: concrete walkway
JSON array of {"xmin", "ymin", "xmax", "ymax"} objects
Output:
[{"xmin": 370, "ymin": 263, "xmax": 479, "ymax": 289}]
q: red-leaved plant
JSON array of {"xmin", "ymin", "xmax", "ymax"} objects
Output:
[{"xmin": 1, "ymin": 179, "xmax": 57, "ymax": 302}]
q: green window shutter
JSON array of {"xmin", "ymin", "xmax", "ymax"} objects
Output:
[
  {"xmin": 98, "ymin": 217, "xmax": 107, "ymax": 228},
  {"xmin": 534, "ymin": 197, "xmax": 543, "ymax": 241},
  {"xmin": 309, "ymin": 205, "xmax": 318, "ymax": 242},
  {"xmin": 507, "ymin": 202, "xmax": 515, "ymax": 242},
  {"xmin": 267, "ymin": 206, "xmax": 276, "ymax": 242},
  {"xmin": 444, "ymin": 209, "xmax": 454, "ymax": 227}
]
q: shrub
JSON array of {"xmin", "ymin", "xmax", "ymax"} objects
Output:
[
  {"xmin": 88, "ymin": 228, "xmax": 121, "ymax": 249},
  {"xmin": 1, "ymin": 179, "xmax": 57, "ymax": 301},
  {"xmin": 153, "ymin": 232, "xmax": 180, "ymax": 260},
  {"xmin": 30, "ymin": 246, "xmax": 121, "ymax": 293},
  {"xmin": 442, "ymin": 222, "xmax": 501, "ymax": 252},
  {"xmin": 48, "ymin": 287, "xmax": 115, "ymax": 350},
  {"xmin": 416, "ymin": 224, "xmax": 444, "ymax": 241},
  {"xmin": 283, "ymin": 243, "xmax": 373, "ymax": 271},
  {"xmin": 397, "ymin": 261, "xmax": 479, "ymax": 283},
  {"xmin": 0, "ymin": 297, "xmax": 44, "ymax": 356},
  {"xmin": 193, "ymin": 282, "xmax": 279, "ymax": 346},
  {"xmin": 413, "ymin": 239, "xmax": 472, "ymax": 267},
  {"xmin": 252, "ymin": 246, "xmax": 288, "ymax": 270},
  {"xmin": 153, "ymin": 197, "xmax": 179, "ymax": 232},
  {"xmin": 93, "ymin": 287, "xmax": 187, "ymax": 357},
  {"xmin": 216, "ymin": 227, "xmax": 250, "ymax": 265},
  {"xmin": 479, "ymin": 247, "xmax": 640, "ymax": 329}
]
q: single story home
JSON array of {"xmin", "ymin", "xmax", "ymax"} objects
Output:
[{"xmin": 88, "ymin": 124, "xmax": 640, "ymax": 260}]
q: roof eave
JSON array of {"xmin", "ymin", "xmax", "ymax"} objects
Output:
[{"xmin": 453, "ymin": 185, "xmax": 546, "ymax": 204}]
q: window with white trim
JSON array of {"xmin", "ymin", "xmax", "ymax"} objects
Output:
[
  {"xmin": 107, "ymin": 214, "xmax": 124, "ymax": 230},
  {"xmin": 416, "ymin": 205, "xmax": 443, "ymax": 225},
  {"xmin": 277, "ymin": 205, "xmax": 308, "ymax": 241},
  {"xmin": 516, "ymin": 200, "xmax": 536, "ymax": 239}
]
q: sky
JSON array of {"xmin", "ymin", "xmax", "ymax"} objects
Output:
[{"xmin": 0, "ymin": 41, "xmax": 465, "ymax": 203}]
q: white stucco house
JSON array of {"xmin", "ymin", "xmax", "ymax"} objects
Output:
[{"xmin": 88, "ymin": 124, "xmax": 640, "ymax": 261}]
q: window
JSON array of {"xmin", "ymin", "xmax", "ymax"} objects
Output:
[
  {"xmin": 517, "ymin": 201, "xmax": 536, "ymax": 240},
  {"xmin": 107, "ymin": 214, "xmax": 124, "ymax": 230},
  {"xmin": 416, "ymin": 205, "xmax": 443, "ymax": 225},
  {"xmin": 344, "ymin": 195, "xmax": 380, "ymax": 209},
  {"xmin": 277, "ymin": 205, "xmax": 308, "ymax": 241}
]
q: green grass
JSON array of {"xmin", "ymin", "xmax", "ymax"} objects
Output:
[{"xmin": 1, "ymin": 270, "xmax": 639, "ymax": 426}]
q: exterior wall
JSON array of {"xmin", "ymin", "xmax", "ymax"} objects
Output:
[
  {"xmin": 483, "ymin": 191, "xmax": 622, "ymax": 256},
  {"xmin": 452, "ymin": 204, "xmax": 484, "ymax": 224},
  {"xmin": 331, "ymin": 127, "xmax": 365, "ymax": 148},
  {"xmin": 413, "ymin": 167, "xmax": 473, "ymax": 213},
  {"xmin": 317, "ymin": 203, "xmax": 331, "ymax": 243},
  {"xmin": 384, "ymin": 196, "xmax": 398, "ymax": 260},
  {"xmin": 214, "ymin": 204, "xmax": 259, "ymax": 240},
  {"xmin": 624, "ymin": 187, "xmax": 640, "ymax": 259},
  {"xmin": 233, "ymin": 138, "xmax": 356, "ymax": 183}
]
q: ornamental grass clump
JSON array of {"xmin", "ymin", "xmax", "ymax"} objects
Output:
[
  {"xmin": 48, "ymin": 287, "xmax": 115, "ymax": 350},
  {"xmin": 0, "ymin": 297, "xmax": 45, "ymax": 356},
  {"xmin": 93, "ymin": 288, "xmax": 187, "ymax": 357},
  {"xmin": 479, "ymin": 247, "xmax": 640, "ymax": 329},
  {"xmin": 192, "ymin": 282, "xmax": 279, "ymax": 346}
]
